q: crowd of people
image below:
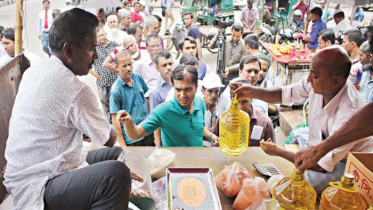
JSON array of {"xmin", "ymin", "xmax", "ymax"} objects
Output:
[{"xmin": 0, "ymin": 0, "xmax": 373, "ymax": 209}]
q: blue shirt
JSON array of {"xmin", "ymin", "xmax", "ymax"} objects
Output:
[
  {"xmin": 140, "ymin": 96, "xmax": 206, "ymax": 147},
  {"xmin": 355, "ymin": 10, "xmax": 365, "ymax": 22},
  {"xmin": 308, "ymin": 19, "xmax": 326, "ymax": 50},
  {"xmin": 109, "ymin": 73, "xmax": 149, "ymax": 144},
  {"xmin": 360, "ymin": 69, "xmax": 373, "ymax": 103},
  {"xmin": 188, "ymin": 24, "xmax": 202, "ymax": 58},
  {"xmin": 321, "ymin": 8, "xmax": 332, "ymax": 23},
  {"xmin": 149, "ymin": 75, "xmax": 173, "ymax": 111}
]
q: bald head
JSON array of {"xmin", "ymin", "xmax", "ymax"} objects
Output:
[
  {"xmin": 115, "ymin": 50, "xmax": 132, "ymax": 64},
  {"xmin": 312, "ymin": 46, "xmax": 351, "ymax": 79}
]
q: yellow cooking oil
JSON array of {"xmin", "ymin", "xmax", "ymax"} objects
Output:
[
  {"xmin": 219, "ymin": 94, "xmax": 250, "ymax": 156},
  {"xmin": 319, "ymin": 174, "xmax": 367, "ymax": 210},
  {"xmin": 273, "ymin": 169, "xmax": 317, "ymax": 210}
]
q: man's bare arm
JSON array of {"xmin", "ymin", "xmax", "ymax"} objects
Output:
[
  {"xmin": 112, "ymin": 113, "xmax": 127, "ymax": 147},
  {"xmin": 104, "ymin": 125, "xmax": 118, "ymax": 147},
  {"xmin": 154, "ymin": 128, "xmax": 162, "ymax": 147},
  {"xmin": 117, "ymin": 110, "xmax": 148, "ymax": 140},
  {"xmin": 230, "ymin": 83, "xmax": 283, "ymax": 104},
  {"xmin": 195, "ymin": 38, "xmax": 202, "ymax": 61},
  {"xmin": 102, "ymin": 56, "xmax": 119, "ymax": 73},
  {"xmin": 295, "ymin": 103, "xmax": 373, "ymax": 172}
]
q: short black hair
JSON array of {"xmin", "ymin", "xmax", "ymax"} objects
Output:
[
  {"xmin": 133, "ymin": 2, "xmax": 141, "ymax": 6},
  {"xmin": 244, "ymin": 34, "xmax": 259, "ymax": 49},
  {"xmin": 0, "ymin": 26, "xmax": 4, "ymax": 39},
  {"xmin": 239, "ymin": 55, "xmax": 261, "ymax": 70},
  {"xmin": 128, "ymin": 23, "xmax": 142, "ymax": 35},
  {"xmin": 334, "ymin": 12, "xmax": 345, "ymax": 18},
  {"xmin": 180, "ymin": 54, "xmax": 198, "ymax": 66},
  {"xmin": 116, "ymin": 6, "xmax": 122, "ymax": 13},
  {"xmin": 232, "ymin": 23, "xmax": 244, "ymax": 33},
  {"xmin": 145, "ymin": 33, "xmax": 160, "ymax": 46},
  {"xmin": 49, "ymin": 8, "xmax": 98, "ymax": 53},
  {"xmin": 345, "ymin": 29, "xmax": 364, "ymax": 47},
  {"xmin": 183, "ymin": 12, "xmax": 194, "ymax": 19},
  {"xmin": 1, "ymin": 27, "xmax": 14, "ymax": 41},
  {"xmin": 171, "ymin": 64, "xmax": 198, "ymax": 85},
  {"xmin": 155, "ymin": 51, "xmax": 172, "ymax": 65},
  {"xmin": 42, "ymin": 0, "xmax": 50, "ymax": 4},
  {"xmin": 178, "ymin": 36, "xmax": 197, "ymax": 51},
  {"xmin": 310, "ymin": 7, "xmax": 323, "ymax": 17},
  {"xmin": 318, "ymin": 29, "xmax": 335, "ymax": 44},
  {"xmin": 153, "ymin": 14, "xmax": 162, "ymax": 22}
]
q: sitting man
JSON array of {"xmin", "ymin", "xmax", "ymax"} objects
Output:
[
  {"xmin": 178, "ymin": 36, "xmax": 211, "ymax": 80},
  {"xmin": 208, "ymin": 23, "xmax": 246, "ymax": 84},
  {"xmin": 217, "ymin": 55, "xmax": 270, "ymax": 116},
  {"xmin": 231, "ymin": 46, "xmax": 373, "ymax": 194},
  {"xmin": 303, "ymin": 7, "xmax": 326, "ymax": 51},
  {"xmin": 4, "ymin": 8, "xmax": 131, "ymax": 209},
  {"xmin": 317, "ymin": 29, "xmax": 335, "ymax": 49},
  {"xmin": 214, "ymin": 80, "xmax": 275, "ymax": 146},
  {"xmin": 105, "ymin": 15, "xmax": 127, "ymax": 45},
  {"xmin": 110, "ymin": 50, "xmax": 154, "ymax": 147},
  {"xmin": 116, "ymin": 65, "xmax": 219, "ymax": 147}
]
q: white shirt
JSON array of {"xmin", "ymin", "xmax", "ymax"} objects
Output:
[
  {"xmin": 282, "ymin": 77, "xmax": 373, "ymax": 172},
  {"xmin": 106, "ymin": 29, "xmax": 128, "ymax": 45},
  {"xmin": 0, "ymin": 51, "xmax": 42, "ymax": 69},
  {"xmin": 0, "ymin": 42, "xmax": 6, "ymax": 58},
  {"xmin": 333, "ymin": 19, "xmax": 352, "ymax": 37},
  {"xmin": 217, "ymin": 77, "xmax": 269, "ymax": 115},
  {"xmin": 37, "ymin": 9, "xmax": 53, "ymax": 35},
  {"xmin": 4, "ymin": 56, "xmax": 110, "ymax": 209},
  {"xmin": 133, "ymin": 51, "xmax": 159, "ymax": 92}
]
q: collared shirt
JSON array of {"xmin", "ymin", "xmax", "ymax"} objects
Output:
[
  {"xmin": 149, "ymin": 75, "xmax": 173, "ymax": 111},
  {"xmin": 106, "ymin": 29, "xmax": 128, "ymax": 45},
  {"xmin": 321, "ymin": 8, "xmax": 332, "ymax": 22},
  {"xmin": 4, "ymin": 56, "xmax": 110, "ymax": 210},
  {"xmin": 133, "ymin": 51, "xmax": 159, "ymax": 92},
  {"xmin": 0, "ymin": 51, "xmax": 42, "ymax": 68},
  {"xmin": 355, "ymin": 9, "xmax": 365, "ymax": 22},
  {"xmin": 205, "ymin": 108, "xmax": 218, "ymax": 129},
  {"xmin": 308, "ymin": 19, "xmax": 326, "ymax": 50},
  {"xmin": 37, "ymin": 9, "xmax": 53, "ymax": 35},
  {"xmin": 217, "ymin": 77, "xmax": 269, "ymax": 115},
  {"xmin": 333, "ymin": 19, "xmax": 352, "ymax": 37},
  {"xmin": 141, "ymin": 96, "xmax": 206, "ymax": 147},
  {"xmin": 109, "ymin": 73, "xmax": 149, "ymax": 144},
  {"xmin": 241, "ymin": 6, "xmax": 259, "ymax": 31},
  {"xmin": 360, "ymin": 68, "xmax": 373, "ymax": 103},
  {"xmin": 213, "ymin": 107, "xmax": 275, "ymax": 146},
  {"xmin": 93, "ymin": 40, "xmax": 118, "ymax": 87},
  {"xmin": 282, "ymin": 77, "xmax": 373, "ymax": 172}
]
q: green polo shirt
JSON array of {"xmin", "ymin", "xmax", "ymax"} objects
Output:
[{"xmin": 140, "ymin": 96, "xmax": 206, "ymax": 147}]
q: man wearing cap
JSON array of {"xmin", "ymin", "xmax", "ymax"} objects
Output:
[
  {"xmin": 208, "ymin": 23, "xmax": 246, "ymax": 84},
  {"xmin": 120, "ymin": 9, "xmax": 132, "ymax": 33},
  {"xmin": 106, "ymin": 15, "xmax": 128, "ymax": 45},
  {"xmin": 139, "ymin": 0, "xmax": 149, "ymax": 18},
  {"xmin": 214, "ymin": 79, "xmax": 275, "ymax": 146},
  {"xmin": 292, "ymin": 0, "xmax": 309, "ymax": 21},
  {"xmin": 360, "ymin": 41, "xmax": 373, "ymax": 103},
  {"xmin": 333, "ymin": 8, "xmax": 351, "ymax": 39},
  {"xmin": 241, "ymin": 0, "xmax": 258, "ymax": 32}
]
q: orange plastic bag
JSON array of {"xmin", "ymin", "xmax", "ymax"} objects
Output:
[
  {"xmin": 233, "ymin": 177, "xmax": 270, "ymax": 210},
  {"xmin": 215, "ymin": 162, "xmax": 252, "ymax": 197}
]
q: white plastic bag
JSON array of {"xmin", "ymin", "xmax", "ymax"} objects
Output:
[
  {"xmin": 246, "ymin": 198, "xmax": 280, "ymax": 210},
  {"xmin": 122, "ymin": 149, "xmax": 152, "ymax": 199},
  {"xmin": 233, "ymin": 177, "xmax": 270, "ymax": 209},
  {"xmin": 146, "ymin": 147, "xmax": 176, "ymax": 179}
]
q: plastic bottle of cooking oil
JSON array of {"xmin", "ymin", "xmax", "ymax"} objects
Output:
[
  {"xmin": 273, "ymin": 169, "xmax": 317, "ymax": 209},
  {"xmin": 319, "ymin": 174, "xmax": 367, "ymax": 210},
  {"xmin": 219, "ymin": 95, "xmax": 250, "ymax": 156}
]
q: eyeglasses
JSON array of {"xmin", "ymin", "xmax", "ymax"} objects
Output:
[{"xmin": 149, "ymin": 44, "xmax": 161, "ymax": 49}]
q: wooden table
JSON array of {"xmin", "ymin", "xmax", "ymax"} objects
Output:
[{"xmin": 125, "ymin": 147, "xmax": 294, "ymax": 210}]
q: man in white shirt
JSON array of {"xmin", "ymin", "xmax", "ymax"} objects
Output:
[
  {"xmin": 105, "ymin": 15, "xmax": 128, "ymax": 45},
  {"xmin": 333, "ymin": 9, "xmax": 352, "ymax": 41},
  {"xmin": 4, "ymin": 8, "xmax": 131, "ymax": 209},
  {"xmin": 37, "ymin": 0, "xmax": 53, "ymax": 56}
]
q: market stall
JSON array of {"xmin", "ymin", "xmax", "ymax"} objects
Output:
[
  {"xmin": 263, "ymin": 43, "xmax": 311, "ymax": 87},
  {"xmin": 126, "ymin": 146, "xmax": 294, "ymax": 209}
]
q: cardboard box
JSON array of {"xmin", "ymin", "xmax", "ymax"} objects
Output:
[{"xmin": 344, "ymin": 152, "xmax": 373, "ymax": 205}]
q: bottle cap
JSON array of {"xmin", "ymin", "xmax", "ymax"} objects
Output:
[{"xmin": 341, "ymin": 173, "xmax": 355, "ymax": 187}]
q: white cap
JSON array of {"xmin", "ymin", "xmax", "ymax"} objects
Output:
[
  {"xmin": 202, "ymin": 73, "xmax": 224, "ymax": 89},
  {"xmin": 139, "ymin": 0, "xmax": 146, "ymax": 6}
]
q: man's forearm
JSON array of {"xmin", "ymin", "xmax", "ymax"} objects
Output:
[
  {"xmin": 154, "ymin": 128, "xmax": 162, "ymax": 147},
  {"xmin": 104, "ymin": 125, "xmax": 118, "ymax": 147},
  {"xmin": 112, "ymin": 114, "xmax": 127, "ymax": 147},
  {"xmin": 249, "ymin": 86, "xmax": 283, "ymax": 104},
  {"xmin": 276, "ymin": 148, "xmax": 295, "ymax": 163},
  {"xmin": 208, "ymin": 34, "xmax": 219, "ymax": 49},
  {"xmin": 318, "ymin": 103, "xmax": 373, "ymax": 155},
  {"xmin": 123, "ymin": 121, "xmax": 146, "ymax": 141},
  {"xmin": 102, "ymin": 57, "xmax": 119, "ymax": 73}
]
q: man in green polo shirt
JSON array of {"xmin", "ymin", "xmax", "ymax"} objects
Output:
[{"xmin": 116, "ymin": 65, "xmax": 219, "ymax": 147}]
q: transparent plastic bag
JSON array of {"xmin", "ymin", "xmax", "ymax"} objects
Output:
[
  {"xmin": 245, "ymin": 198, "xmax": 280, "ymax": 210},
  {"xmin": 215, "ymin": 162, "xmax": 252, "ymax": 197},
  {"xmin": 146, "ymin": 147, "xmax": 176, "ymax": 179},
  {"xmin": 122, "ymin": 149, "xmax": 152, "ymax": 199},
  {"xmin": 233, "ymin": 177, "xmax": 270, "ymax": 210}
]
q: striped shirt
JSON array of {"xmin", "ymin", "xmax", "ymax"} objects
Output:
[
  {"xmin": 360, "ymin": 68, "xmax": 373, "ymax": 103},
  {"xmin": 282, "ymin": 77, "xmax": 373, "ymax": 172}
]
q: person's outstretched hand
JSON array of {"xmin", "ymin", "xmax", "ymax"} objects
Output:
[
  {"xmin": 229, "ymin": 82, "xmax": 255, "ymax": 100},
  {"xmin": 116, "ymin": 110, "xmax": 133, "ymax": 125},
  {"xmin": 294, "ymin": 145, "xmax": 324, "ymax": 173}
]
